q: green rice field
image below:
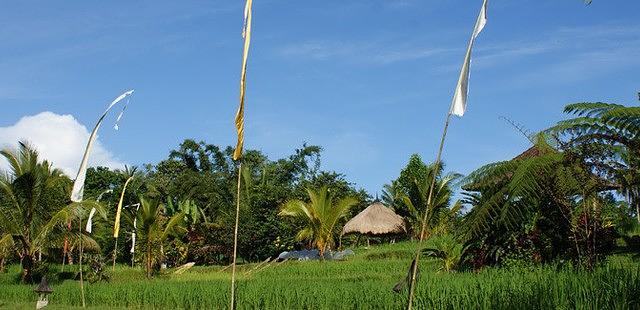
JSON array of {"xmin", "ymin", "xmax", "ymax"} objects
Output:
[{"xmin": 1, "ymin": 242, "xmax": 639, "ymax": 309}]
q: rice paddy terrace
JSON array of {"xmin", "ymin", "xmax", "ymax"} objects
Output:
[{"xmin": 1, "ymin": 242, "xmax": 639, "ymax": 309}]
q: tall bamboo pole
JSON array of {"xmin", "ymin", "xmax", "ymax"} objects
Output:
[
  {"xmin": 405, "ymin": 1, "xmax": 487, "ymax": 307},
  {"xmin": 230, "ymin": 163, "xmax": 243, "ymax": 310},
  {"xmin": 230, "ymin": 1, "xmax": 252, "ymax": 307},
  {"xmin": 79, "ymin": 219, "xmax": 86, "ymax": 308},
  {"xmin": 112, "ymin": 239, "xmax": 118, "ymax": 271},
  {"xmin": 112, "ymin": 176, "xmax": 134, "ymax": 271},
  {"xmin": 406, "ymin": 112, "xmax": 453, "ymax": 310}
]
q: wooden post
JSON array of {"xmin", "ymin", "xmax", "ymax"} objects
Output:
[{"xmin": 230, "ymin": 163, "xmax": 243, "ymax": 310}]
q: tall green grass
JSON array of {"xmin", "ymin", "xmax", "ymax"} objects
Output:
[{"xmin": 1, "ymin": 242, "xmax": 638, "ymax": 309}]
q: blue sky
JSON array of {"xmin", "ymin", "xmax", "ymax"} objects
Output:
[{"xmin": 1, "ymin": 0, "xmax": 639, "ymax": 195}]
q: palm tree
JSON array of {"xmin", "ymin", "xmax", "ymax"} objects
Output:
[
  {"xmin": 134, "ymin": 196, "xmax": 186, "ymax": 278},
  {"xmin": 279, "ymin": 187, "xmax": 358, "ymax": 257},
  {"xmin": 395, "ymin": 164, "xmax": 462, "ymax": 239},
  {"xmin": 0, "ymin": 142, "xmax": 69, "ymax": 282},
  {"xmin": 0, "ymin": 142, "xmax": 105, "ymax": 282},
  {"xmin": 0, "ymin": 234, "xmax": 11, "ymax": 272},
  {"xmin": 381, "ymin": 181, "xmax": 402, "ymax": 210},
  {"xmin": 423, "ymin": 234, "xmax": 466, "ymax": 272}
]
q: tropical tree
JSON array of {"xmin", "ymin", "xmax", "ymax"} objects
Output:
[
  {"xmin": 279, "ymin": 187, "xmax": 358, "ymax": 257},
  {"xmin": 0, "ymin": 142, "xmax": 69, "ymax": 282},
  {"xmin": 381, "ymin": 180, "xmax": 402, "ymax": 210},
  {"xmin": 134, "ymin": 196, "xmax": 186, "ymax": 278},
  {"xmin": 0, "ymin": 234, "xmax": 11, "ymax": 272},
  {"xmin": 423, "ymin": 234, "xmax": 466, "ymax": 272},
  {"xmin": 460, "ymin": 134, "xmax": 618, "ymax": 267},
  {"xmin": 546, "ymin": 102, "xmax": 640, "ymax": 222},
  {"xmin": 400, "ymin": 171, "xmax": 461, "ymax": 239},
  {"xmin": 166, "ymin": 199, "xmax": 207, "ymax": 229},
  {"xmin": 0, "ymin": 142, "xmax": 105, "ymax": 282},
  {"xmin": 384, "ymin": 155, "xmax": 461, "ymax": 239}
]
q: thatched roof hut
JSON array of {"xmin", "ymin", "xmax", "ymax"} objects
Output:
[{"xmin": 342, "ymin": 202, "xmax": 406, "ymax": 236}]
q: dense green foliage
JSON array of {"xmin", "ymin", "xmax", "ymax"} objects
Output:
[
  {"xmin": 460, "ymin": 101, "xmax": 640, "ymax": 268},
  {"xmin": 0, "ymin": 140, "xmax": 371, "ymax": 275}
]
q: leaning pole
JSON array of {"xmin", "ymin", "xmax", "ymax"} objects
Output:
[
  {"xmin": 405, "ymin": 1, "xmax": 488, "ymax": 309},
  {"xmin": 70, "ymin": 90, "xmax": 135, "ymax": 307}
]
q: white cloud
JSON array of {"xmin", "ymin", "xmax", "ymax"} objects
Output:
[{"xmin": 0, "ymin": 111, "xmax": 125, "ymax": 176}]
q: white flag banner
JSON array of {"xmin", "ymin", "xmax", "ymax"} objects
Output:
[
  {"xmin": 85, "ymin": 208, "xmax": 97, "ymax": 233},
  {"xmin": 85, "ymin": 189, "xmax": 113, "ymax": 233},
  {"xmin": 130, "ymin": 231, "xmax": 136, "ymax": 253},
  {"xmin": 130, "ymin": 204, "xmax": 140, "ymax": 253},
  {"xmin": 71, "ymin": 90, "xmax": 135, "ymax": 203},
  {"xmin": 450, "ymin": 0, "xmax": 488, "ymax": 117}
]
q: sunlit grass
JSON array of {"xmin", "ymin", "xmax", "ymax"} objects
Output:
[{"xmin": 1, "ymin": 242, "xmax": 639, "ymax": 309}]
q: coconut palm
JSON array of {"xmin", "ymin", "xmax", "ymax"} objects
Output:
[
  {"xmin": 0, "ymin": 234, "xmax": 11, "ymax": 272},
  {"xmin": 0, "ymin": 142, "xmax": 105, "ymax": 282},
  {"xmin": 279, "ymin": 187, "xmax": 358, "ymax": 257},
  {"xmin": 0, "ymin": 142, "xmax": 68, "ymax": 282},
  {"xmin": 134, "ymin": 196, "xmax": 186, "ymax": 278},
  {"xmin": 423, "ymin": 234, "xmax": 466, "ymax": 272},
  {"xmin": 381, "ymin": 181, "xmax": 402, "ymax": 211},
  {"xmin": 396, "ymin": 164, "xmax": 462, "ymax": 239}
]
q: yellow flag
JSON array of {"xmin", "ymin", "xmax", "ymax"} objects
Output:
[
  {"xmin": 233, "ymin": 0, "xmax": 253, "ymax": 161},
  {"xmin": 113, "ymin": 176, "xmax": 134, "ymax": 238}
]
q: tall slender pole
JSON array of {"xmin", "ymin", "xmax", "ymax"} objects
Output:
[
  {"xmin": 406, "ymin": 112, "xmax": 453, "ymax": 310},
  {"xmin": 230, "ymin": 163, "xmax": 243, "ymax": 310},
  {"xmin": 405, "ymin": 1, "xmax": 487, "ymax": 306},
  {"xmin": 79, "ymin": 220, "xmax": 86, "ymax": 308},
  {"xmin": 112, "ymin": 238, "xmax": 118, "ymax": 271}
]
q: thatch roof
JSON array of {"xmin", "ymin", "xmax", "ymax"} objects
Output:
[
  {"xmin": 34, "ymin": 276, "xmax": 53, "ymax": 294},
  {"xmin": 342, "ymin": 202, "xmax": 406, "ymax": 236},
  {"xmin": 463, "ymin": 146, "xmax": 545, "ymax": 192},
  {"xmin": 512, "ymin": 145, "xmax": 549, "ymax": 161}
]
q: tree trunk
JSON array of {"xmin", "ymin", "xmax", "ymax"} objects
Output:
[
  {"xmin": 146, "ymin": 243, "xmax": 152, "ymax": 279},
  {"xmin": 21, "ymin": 253, "xmax": 34, "ymax": 283},
  {"xmin": 318, "ymin": 244, "xmax": 325, "ymax": 260}
]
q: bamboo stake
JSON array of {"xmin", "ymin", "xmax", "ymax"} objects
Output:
[
  {"xmin": 406, "ymin": 112, "xmax": 453, "ymax": 310},
  {"xmin": 112, "ymin": 238, "xmax": 118, "ymax": 271},
  {"xmin": 253, "ymin": 258, "xmax": 276, "ymax": 275},
  {"xmin": 243, "ymin": 257, "xmax": 270, "ymax": 276},
  {"xmin": 79, "ymin": 220, "xmax": 86, "ymax": 308},
  {"xmin": 218, "ymin": 263, "xmax": 233, "ymax": 273},
  {"xmin": 230, "ymin": 163, "xmax": 243, "ymax": 310}
]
